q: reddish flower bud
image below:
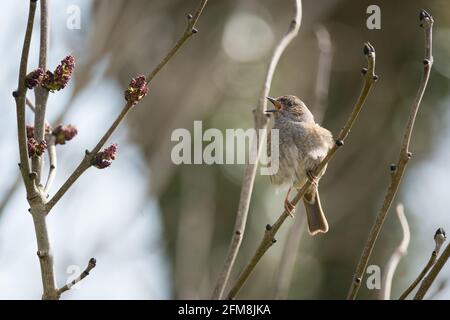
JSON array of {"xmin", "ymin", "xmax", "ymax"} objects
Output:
[
  {"xmin": 25, "ymin": 68, "xmax": 45, "ymax": 89},
  {"xmin": 92, "ymin": 144, "xmax": 117, "ymax": 169},
  {"xmin": 124, "ymin": 75, "xmax": 148, "ymax": 105},
  {"xmin": 27, "ymin": 138, "xmax": 47, "ymax": 157},
  {"xmin": 42, "ymin": 55, "xmax": 75, "ymax": 92},
  {"xmin": 52, "ymin": 124, "xmax": 78, "ymax": 145}
]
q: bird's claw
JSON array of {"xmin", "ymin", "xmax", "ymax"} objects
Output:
[
  {"xmin": 284, "ymin": 198, "xmax": 296, "ymax": 217},
  {"xmin": 307, "ymin": 170, "xmax": 318, "ymax": 187}
]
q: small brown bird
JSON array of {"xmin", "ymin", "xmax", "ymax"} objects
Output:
[{"xmin": 266, "ymin": 95, "xmax": 333, "ymax": 235}]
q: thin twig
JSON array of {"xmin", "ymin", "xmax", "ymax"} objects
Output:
[
  {"xmin": 414, "ymin": 239, "xmax": 450, "ymax": 300},
  {"xmin": 43, "ymin": 135, "xmax": 57, "ymax": 194},
  {"xmin": 33, "ymin": 0, "xmax": 50, "ymax": 183},
  {"xmin": 45, "ymin": 0, "xmax": 209, "ymax": 213},
  {"xmin": 14, "ymin": 0, "xmax": 37, "ymax": 196},
  {"xmin": 57, "ymin": 258, "xmax": 97, "ymax": 296},
  {"xmin": 273, "ymin": 26, "xmax": 333, "ymax": 299},
  {"xmin": 347, "ymin": 10, "xmax": 434, "ymax": 300},
  {"xmin": 26, "ymin": 95, "xmax": 52, "ymax": 128},
  {"xmin": 379, "ymin": 204, "xmax": 410, "ymax": 300},
  {"xmin": 26, "ymin": 0, "xmax": 60, "ymax": 300},
  {"xmin": 211, "ymin": 0, "xmax": 302, "ymax": 300},
  {"xmin": 146, "ymin": 0, "xmax": 208, "ymax": 84},
  {"xmin": 227, "ymin": 43, "xmax": 377, "ymax": 299},
  {"xmin": 399, "ymin": 228, "xmax": 446, "ymax": 299}
]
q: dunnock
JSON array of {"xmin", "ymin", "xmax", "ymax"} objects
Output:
[{"xmin": 266, "ymin": 95, "xmax": 333, "ymax": 235}]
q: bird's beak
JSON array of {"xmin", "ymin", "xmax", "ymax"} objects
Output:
[{"xmin": 265, "ymin": 96, "xmax": 281, "ymax": 113}]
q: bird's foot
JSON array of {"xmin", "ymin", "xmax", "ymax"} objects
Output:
[{"xmin": 307, "ymin": 170, "xmax": 318, "ymax": 187}]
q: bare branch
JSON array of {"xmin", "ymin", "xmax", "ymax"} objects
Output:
[
  {"xmin": 45, "ymin": 0, "xmax": 209, "ymax": 213},
  {"xmin": 14, "ymin": 0, "xmax": 38, "ymax": 196},
  {"xmin": 45, "ymin": 102, "xmax": 132, "ymax": 212},
  {"xmin": 0, "ymin": 178, "xmax": 21, "ymax": 220},
  {"xmin": 226, "ymin": 42, "xmax": 377, "ymax": 300},
  {"xmin": 414, "ymin": 237, "xmax": 450, "ymax": 300},
  {"xmin": 0, "ymin": 97, "xmax": 56, "ymax": 219},
  {"xmin": 379, "ymin": 204, "xmax": 410, "ymax": 300},
  {"xmin": 211, "ymin": 0, "xmax": 302, "ymax": 300},
  {"xmin": 32, "ymin": 208, "xmax": 58, "ymax": 299},
  {"xmin": 43, "ymin": 135, "xmax": 57, "ymax": 194},
  {"xmin": 400, "ymin": 228, "xmax": 446, "ymax": 299},
  {"xmin": 57, "ymin": 258, "xmax": 97, "ymax": 297},
  {"xmin": 26, "ymin": 96, "xmax": 36, "ymax": 112},
  {"xmin": 347, "ymin": 10, "xmax": 434, "ymax": 300}
]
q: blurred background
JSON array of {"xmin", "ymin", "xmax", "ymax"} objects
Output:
[{"xmin": 1, "ymin": 0, "xmax": 450, "ymax": 299}]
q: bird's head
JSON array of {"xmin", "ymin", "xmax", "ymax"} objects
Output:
[{"xmin": 265, "ymin": 95, "xmax": 314, "ymax": 122}]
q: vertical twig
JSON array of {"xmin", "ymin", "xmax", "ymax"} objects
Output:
[
  {"xmin": 14, "ymin": 0, "xmax": 37, "ymax": 196},
  {"xmin": 272, "ymin": 25, "xmax": 333, "ymax": 299},
  {"xmin": 211, "ymin": 0, "xmax": 303, "ymax": 300},
  {"xmin": 427, "ymin": 279, "xmax": 448, "ymax": 299},
  {"xmin": 1, "ymin": 98, "xmax": 53, "ymax": 220},
  {"xmin": 145, "ymin": 0, "xmax": 208, "ymax": 84},
  {"xmin": 399, "ymin": 228, "xmax": 446, "ymax": 299},
  {"xmin": 43, "ymin": 135, "xmax": 57, "ymax": 194},
  {"xmin": 227, "ymin": 43, "xmax": 377, "ymax": 299},
  {"xmin": 33, "ymin": 0, "xmax": 50, "ymax": 183},
  {"xmin": 379, "ymin": 204, "xmax": 410, "ymax": 300},
  {"xmin": 347, "ymin": 10, "xmax": 434, "ymax": 300}
]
